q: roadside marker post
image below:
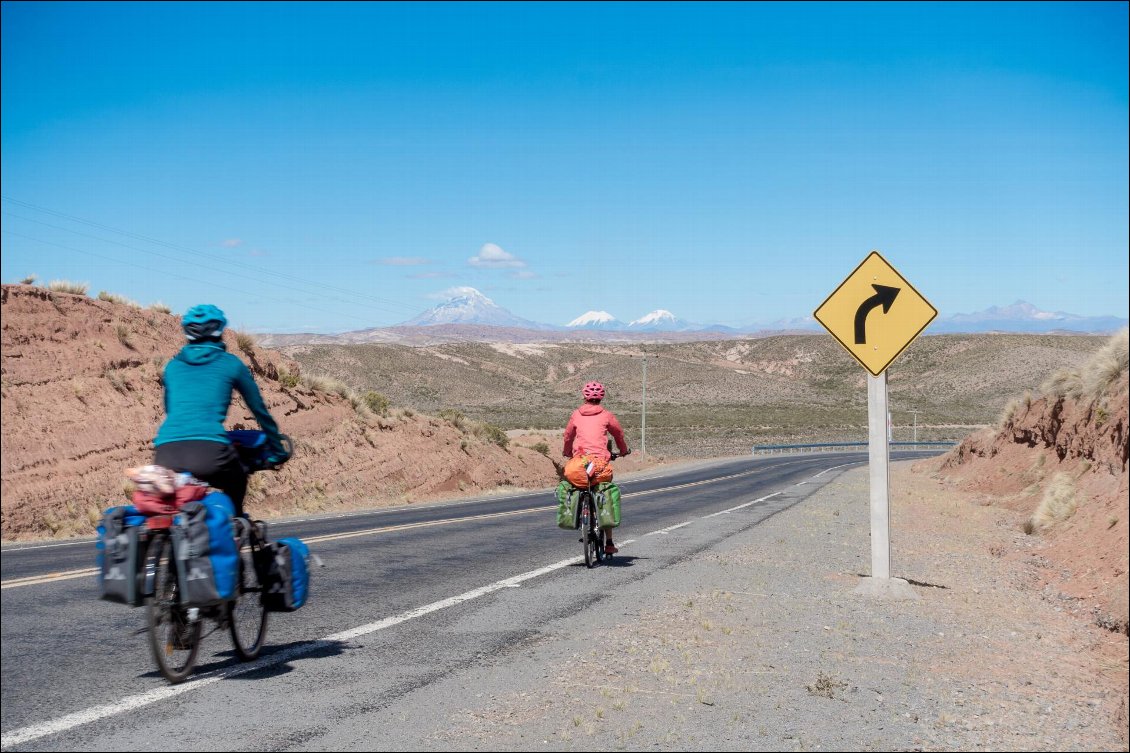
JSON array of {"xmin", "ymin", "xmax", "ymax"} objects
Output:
[{"xmin": 814, "ymin": 251, "xmax": 936, "ymax": 597}]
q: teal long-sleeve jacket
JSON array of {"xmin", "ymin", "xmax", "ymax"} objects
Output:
[{"xmin": 154, "ymin": 342, "xmax": 282, "ymax": 450}]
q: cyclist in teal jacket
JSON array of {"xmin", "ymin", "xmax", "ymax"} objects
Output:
[{"xmin": 153, "ymin": 304, "xmax": 286, "ymax": 515}]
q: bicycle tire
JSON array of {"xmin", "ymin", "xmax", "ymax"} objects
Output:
[
  {"xmin": 229, "ymin": 523, "xmax": 268, "ymax": 661},
  {"xmin": 581, "ymin": 493, "xmax": 596, "ymax": 568},
  {"xmin": 145, "ymin": 532, "xmax": 201, "ymax": 684}
]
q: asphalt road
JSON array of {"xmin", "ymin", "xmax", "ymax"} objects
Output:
[{"xmin": 0, "ymin": 451, "xmax": 932, "ymax": 751}]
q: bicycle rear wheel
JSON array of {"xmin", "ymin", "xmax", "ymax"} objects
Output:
[
  {"xmin": 229, "ymin": 523, "xmax": 268, "ymax": 661},
  {"xmin": 145, "ymin": 532, "xmax": 201, "ymax": 684},
  {"xmin": 581, "ymin": 494, "xmax": 596, "ymax": 568}
]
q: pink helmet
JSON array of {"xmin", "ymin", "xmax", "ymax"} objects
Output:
[{"xmin": 582, "ymin": 381, "xmax": 605, "ymax": 400}]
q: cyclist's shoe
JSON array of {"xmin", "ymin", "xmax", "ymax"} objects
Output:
[{"xmin": 604, "ymin": 543, "xmax": 619, "ymax": 555}]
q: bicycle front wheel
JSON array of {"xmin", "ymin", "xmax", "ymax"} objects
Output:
[
  {"xmin": 229, "ymin": 525, "xmax": 268, "ymax": 661},
  {"xmin": 145, "ymin": 533, "xmax": 201, "ymax": 684}
]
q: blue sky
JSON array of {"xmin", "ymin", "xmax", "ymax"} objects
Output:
[{"xmin": 2, "ymin": 1, "xmax": 1127, "ymax": 333}]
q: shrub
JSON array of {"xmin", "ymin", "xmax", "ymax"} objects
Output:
[
  {"xmin": 438, "ymin": 408, "xmax": 467, "ymax": 431},
  {"xmin": 149, "ymin": 301, "xmax": 172, "ymax": 314},
  {"xmin": 363, "ymin": 390, "xmax": 390, "ymax": 416},
  {"xmin": 47, "ymin": 280, "xmax": 89, "ymax": 295},
  {"xmin": 20, "ymin": 274, "xmax": 36, "ymax": 285},
  {"xmin": 300, "ymin": 374, "xmax": 349, "ymax": 396},
  {"xmin": 1026, "ymin": 473, "xmax": 1077, "ymax": 533},
  {"xmin": 1041, "ymin": 367, "xmax": 1082, "ymax": 400},
  {"xmin": 97, "ymin": 290, "xmax": 140, "ymax": 308},
  {"xmin": 1081, "ymin": 327, "xmax": 1129, "ymax": 401},
  {"xmin": 997, "ymin": 397, "xmax": 1023, "ymax": 428},
  {"xmin": 532, "ymin": 441, "xmax": 550, "ymax": 456},
  {"xmin": 476, "ymin": 422, "xmax": 510, "ymax": 449},
  {"xmin": 278, "ymin": 367, "xmax": 300, "ymax": 389},
  {"xmin": 115, "ymin": 323, "xmax": 135, "ymax": 350},
  {"xmin": 234, "ymin": 331, "xmax": 256, "ymax": 355}
]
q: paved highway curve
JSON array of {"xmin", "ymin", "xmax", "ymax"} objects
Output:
[{"xmin": 0, "ymin": 451, "xmax": 933, "ymax": 750}]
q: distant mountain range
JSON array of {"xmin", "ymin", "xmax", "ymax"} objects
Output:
[
  {"xmin": 927, "ymin": 301, "xmax": 1128, "ymax": 335},
  {"xmin": 256, "ymin": 291, "xmax": 1126, "ymax": 346}
]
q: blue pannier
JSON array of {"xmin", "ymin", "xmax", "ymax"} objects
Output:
[
  {"xmin": 97, "ymin": 505, "xmax": 149, "ymax": 606},
  {"xmin": 260, "ymin": 537, "xmax": 311, "ymax": 612},
  {"xmin": 171, "ymin": 492, "xmax": 239, "ymax": 606}
]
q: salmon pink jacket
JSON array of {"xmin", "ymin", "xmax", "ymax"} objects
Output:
[{"xmin": 562, "ymin": 403, "xmax": 629, "ymax": 460}]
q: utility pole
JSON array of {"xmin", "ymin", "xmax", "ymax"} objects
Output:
[
  {"xmin": 910, "ymin": 408, "xmax": 920, "ymax": 442},
  {"xmin": 639, "ymin": 354, "xmax": 657, "ymax": 454}
]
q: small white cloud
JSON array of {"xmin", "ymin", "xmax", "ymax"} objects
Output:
[
  {"xmin": 469, "ymin": 243, "xmax": 525, "ymax": 268},
  {"xmin": 222, "ymin": 239, "xmax": 243, "ymax": 248},
  {"xmin": 248, "ymin": 249, "xmax": 268, "ymax": 257},
  {"xmin": 378, "ymin": 257, "xmax": 431, "ymax": 266}
]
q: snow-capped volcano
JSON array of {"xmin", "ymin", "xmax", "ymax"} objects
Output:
[
  {"xmin": 566, "ymin": 311, "xmax": 625, "ymax": 330},
  {"xmin": 401, "ymin": 287, "xmax": 543, "ymax": 328},
  {"xmin": 627, "ymin": 309, "xmax": 693, "ymax": 331}
]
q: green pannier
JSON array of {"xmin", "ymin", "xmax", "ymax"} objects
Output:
[
  {"xmin": 555, "ymin": 480, "xmax": 581, "ymax": 529},
  {"xmin": 595, "ymin": 481, "xmax": 621, "ymax": 528}
]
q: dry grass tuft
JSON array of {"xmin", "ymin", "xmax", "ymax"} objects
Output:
[
  {"xmin": 97, "ymin": 290, "xmax": 141, "ymax": 308},
  {"xmin": 148, "ymin": 301, "xmax": 172, "ymax": 314},
  {"xmin": 234, "ymin": 330, "xmax": 257, "ymax": 355},
  {"xmin": 1081, "ymin": 327, "xmax": 1128, "ymax": 402},
  {"xmin": 1025, "ymin": 472, "xmax": 1077, "ymax": 533},
  {"xmin": 47, "ymin": 280, "xmax": 89, "ymax": 295}
]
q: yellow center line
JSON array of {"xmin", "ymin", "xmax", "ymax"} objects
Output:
[
  {"xmin": 302, "ymin": 506, "xmax": 556, "ymax": 544},
  {"xmin": 2, "ymin": 567, "xmax": 100, "ymax": 589}
]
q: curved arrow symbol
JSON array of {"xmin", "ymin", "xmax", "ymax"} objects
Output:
[{"xmin": 854, "ymin": 284, "xmax": 900, "ymax": 344}]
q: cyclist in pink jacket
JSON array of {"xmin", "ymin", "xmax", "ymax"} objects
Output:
[{"xmin": 563, "ymin": 381, "xmax": 631, "ymax": 553}]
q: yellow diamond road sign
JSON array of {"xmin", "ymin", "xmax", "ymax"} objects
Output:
[{"xmin": 814, "ymin": 251, "xmax": 937, "ymax": 376}]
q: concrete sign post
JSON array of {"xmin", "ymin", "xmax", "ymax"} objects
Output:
[
  {"xmin": 814, "ymin": 251, "xmax": 936, "ymax": 598},
  {"xmin": 868, "ymin": 371, "xmax": 892, "ymax": 579}
]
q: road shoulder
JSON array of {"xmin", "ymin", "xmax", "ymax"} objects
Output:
[{"xmin": 411, "ymin": 461, "xmax": 1129, "ymax": 750}]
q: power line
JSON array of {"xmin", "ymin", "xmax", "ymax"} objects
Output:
[
  {"xmin": 1, "ymin": 228, "xmax": 379, "ymax": 327},
  {"xmin": 1, "ymin": 195, "xmax": 423, "ymax": 316},
  {"xmin": 2, "ymin": 210, "xmax": 415, "ymax": 319}
]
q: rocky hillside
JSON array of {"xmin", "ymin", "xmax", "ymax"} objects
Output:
[
  {"xmin": 0, "ymin": 284, "xmax": 588, "ymax": 541},
  {"xmin": 282, "ymin": 333, "xmax": 1107, "ymax": 456},
  {"xmin": 930, "ymin": 328, "xmax": 1129, "ymax": 634}
]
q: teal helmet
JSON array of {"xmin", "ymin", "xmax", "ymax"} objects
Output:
[{"xmin": 182, "ymin": 304, "xmax": 227, "ymax": 341}]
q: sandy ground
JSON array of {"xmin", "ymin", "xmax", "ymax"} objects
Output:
[{"xmin": 419, "ymin": 461, "xmax": 1129, "ymax": 751}]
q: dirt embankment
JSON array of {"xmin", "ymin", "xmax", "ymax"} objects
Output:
[
  {"xmin": 927, "ymin": 335, "xmax": 1128, "ymax": 636},
  {"xmin": 2, "ymin": 284, "xmax": 631, "ymax": 541}
]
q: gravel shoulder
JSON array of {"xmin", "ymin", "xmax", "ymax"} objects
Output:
[{"xmin": 417, "ymin": 460, "xmax": 1129, "ymax": 751}]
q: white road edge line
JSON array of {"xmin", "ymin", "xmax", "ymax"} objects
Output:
[
  {"xmin": 704, "ymin": 491, "xmax": 783, "ymax": 518},
  {"xmin": 0, "ymin": 553, "xmax": 584, "ymax": 750},
  {"xmin": 0, "ymin": 462, "xmax": 841, "ymax": 749}
]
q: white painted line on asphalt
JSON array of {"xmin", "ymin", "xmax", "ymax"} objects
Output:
[
  {"xmin": 0, "ymin": 553, "xmax": 584, "ymax": 750},
  {"xmin": 812, "ymin": 462, "xmax": 856, "ymax": 478},
  {"xmin": 704, "ymin": 491, "xmax": 783, "ymax": 518},
  {"xmin": 648, "ymin": 520, "xmax": 694, "ymax": 536},
  {"xmin": 2, "ymin": 459, "xmax": 851, "ymax": 746}
]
